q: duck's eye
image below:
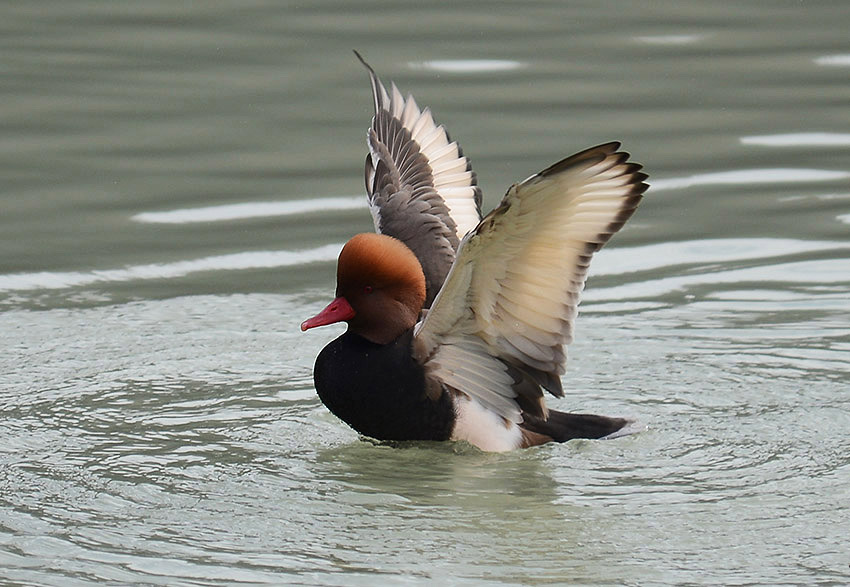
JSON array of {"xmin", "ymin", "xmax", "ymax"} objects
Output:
[{"xmin": 363, "ymin": 285, "xmax": 374, "ymax": 294}]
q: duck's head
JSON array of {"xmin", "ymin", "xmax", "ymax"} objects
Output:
[{"xmin": 301, "ymin": 233, "xmax": 426, "ymax": 344}]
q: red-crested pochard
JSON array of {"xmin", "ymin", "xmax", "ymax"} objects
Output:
[{"xmin": 301, "ymin": 52, "xmax": 649, "ymax": 451}]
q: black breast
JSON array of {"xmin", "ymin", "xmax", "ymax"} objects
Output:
[{"xmin": 313, "ymin": 329, "xmax": 455, "ymax": 442}]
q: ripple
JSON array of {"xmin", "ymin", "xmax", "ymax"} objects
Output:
[
  {"xmin": 591, "ymin": 237, "xmax": 850, "ymax": 276},
  {"xmin": 651, "ymin": 168, "xmax": 850, "ymax": 192},
  {"xmin": 0, "ymin": 245, "xmax": 343, "ymax": 292},
  {"xmin": 634, "ymin": 34, "xmax": 705, "ymax": 45},
  {"xmin": 590, "ymin": 257, "xmax": 850, "ymax": 301},
  {"xmin": 132, "ymin": 196, "xmax": 364, "ymax": 224},
  {"xmin": 408, "ymin": 60, "xmax": 523, "ymax": 73},
  {"xmin": 814, "ymin": 54, "xmax": 850, "ymax": 66},
  {"xmin": 740, "ymin": 133, "xmax": 850, "ymax": 147},
  {"xmin": 777, "ymin": 192, "xmax": 850, "ymax": 203}
]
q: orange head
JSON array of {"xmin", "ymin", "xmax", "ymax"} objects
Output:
[{"xmin": 301, "ymin": 233, "xmax": 426, "ymax": 344}]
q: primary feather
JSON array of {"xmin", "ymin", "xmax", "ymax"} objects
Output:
[
  {"xmin": 414, "ymin": 142, "xmax": 649, "ymax": 425},
  {"xmin": 356, "ymin": 50, "xmax": 482, "ymax": 306}
]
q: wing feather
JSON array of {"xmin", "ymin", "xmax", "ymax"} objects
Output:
[
  {"xmin": 426, "ymin": 339, "xmax": 523, "ymax": 423},
  {"xmin": 355, "ymin": 51, "xmax": 483, "ymax": 307},
  {"xmin": 414, "ymin": 142, "xmax": 649, "ymax": 423}
]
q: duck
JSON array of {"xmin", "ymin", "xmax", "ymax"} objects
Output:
[{"xmin": 301, "ymin": 52, "xmax": 649, "ymax": 451}]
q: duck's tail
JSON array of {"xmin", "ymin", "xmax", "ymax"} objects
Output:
[{"xmin": 520, "ymin": 409, "xmax": 642, "ymax": 447}]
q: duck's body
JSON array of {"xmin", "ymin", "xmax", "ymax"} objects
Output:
[
  {"xmin": 313, "ymin": 315, "xmax": 630, "ymax": 451},
  {"xmin": 301, "ymin": 53, "xmax": 649, "ymax": 452},
  {"xmin": 314, "ymin": 330, "xmax": 455, "ymax": 443}
]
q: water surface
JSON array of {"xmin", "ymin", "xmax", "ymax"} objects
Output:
[{"xmin": 2, "ymin": 1, "xmax": 849, "ymax": 584}]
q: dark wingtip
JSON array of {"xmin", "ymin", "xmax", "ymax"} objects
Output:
[
  {"xmin": 353, "ymin": 49, "xmax": 368, "ymax": 69},
  {"xmin": 353, "ymin": 50, "xmax": 383, "ymax": 114},
  {"xmin": 353, "ymin": 49, "xmax": 379, "ymax": 79},
  {"xmin": 538, "ymin": 141, "xmax": 624, "ymax": 178}
]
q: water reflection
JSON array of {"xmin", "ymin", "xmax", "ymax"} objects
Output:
[
  {"xmin": 634, "ymin": 34, "xmax": 706, "ymax": 45},
  {"xmin": 591, "ymin": 258, "xmax": 850, "ymax": 302},
  {"xmin": 591, "ymin": 238, "xmax": 850, "ymax": 276},
  {"xmin": 408, "ymin": 60, "xmax": 523, "ymax": 73},
  {"xmin": 740, "ymin": 133, "xmax": 850, "ymax": 147},
  {"xmin": 316, "ymin": 440, "xmax": 561, "ymax": 506},
  {"xmin": 814, "ymin": 54, "xmax": 850, "ymax": 66},
  {"xmin": 132, "ymin": 197, "xmax": 364, "ymax": 224},
  {"xmin": 651, "ymin": 168, "xmax": 850, "ymax": 192},
  {"xmin": 3, "ymin": 237, "xmax": 847, "ymax": 299},
  {"xmin": 0, "ymin": 245, "xmax": 342, "ymax": 292}
]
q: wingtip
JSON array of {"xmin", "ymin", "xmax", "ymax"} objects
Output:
[
  {"xmin": 600, "ymin": 140, "xmax": 622, "ymax": 153},
  {"xmin": 353, "ymin": 50, "xmax": 384, "ymax": 114},
  {"xmin": 353, "ymin": 49, "xmax": 380, "ymax": 82},
  {"xmin": 353, "ymin": 49, "xmax": 370, "ymax": 70},
  {"xmin": 537, "ymin": 141, "xmax": 632, "ymax": 179}
]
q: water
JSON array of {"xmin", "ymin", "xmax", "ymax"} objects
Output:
[{"xmin": 2, "ymin": 1, "xmax": 849, "ymax": 584}]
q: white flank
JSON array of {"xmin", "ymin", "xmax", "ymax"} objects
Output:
[{"xmin": 451, "ymin": 396, "xmax": 522, "ymax": 452}]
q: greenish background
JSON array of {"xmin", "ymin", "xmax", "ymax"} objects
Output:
[{"xmin": 1, "ymin": 1, "xmax": 848, "ymax": 584}]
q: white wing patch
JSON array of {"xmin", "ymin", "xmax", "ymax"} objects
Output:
[
  {"xmin": 359, "ymin": 53, "xmax": 481, "ymax": 240},
  {"xmin": 417, "ymin": 142, "xmax": 648, "ymax": 425},
  {"xmin": 427, "ymin": 336, "xmax": 522, "ymax": 423}
]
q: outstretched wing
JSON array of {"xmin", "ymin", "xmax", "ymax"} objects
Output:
[
  {"xmin": 355, "ymin": 51, "xmax": 483, "ymax": 307},
  {"xmin": 413, "ymin": 142, "xmax": 649, "ymax": 423}
]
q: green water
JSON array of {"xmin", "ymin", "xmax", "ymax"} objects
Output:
[{"xmin": 2, "ymin": 1, "xmax": 849, "ymax": 584}]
